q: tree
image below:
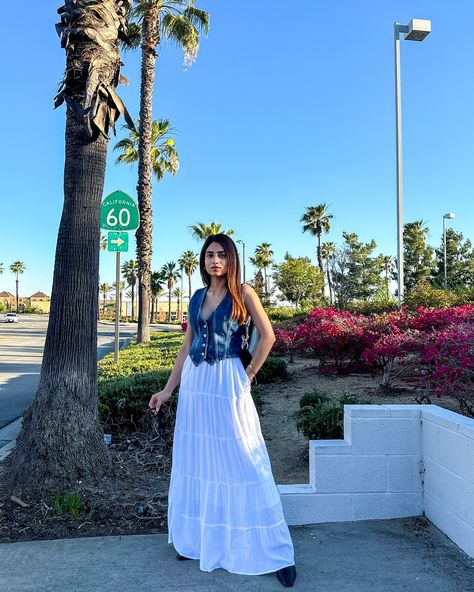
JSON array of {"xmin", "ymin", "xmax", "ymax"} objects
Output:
[
  {"xmin": 99, "ymin": 282, "xmax": 113, "ymax": 316},
  {"xmin": 178, "ymin": 250, "xmax": 199, "ymax": 300},
  {"xmin": 330, "ymin": 232, "xmax": 385, "ymax": 308},
  {"xmin": 5, "ymin": 0, "xmax": 133, "ymax": 491},
  {"xmin": 173, "ymin": 286, "xmax": 182, "ymax": 321},
  {"xmin": 189, "ymin": 222, "xmax": 234, "ymax": 239},
  {"xmin": 272, "ymin": 252, "xmax": 324, "ymax": 308},
  {"xmin": 100, "ymin": 234, "xmax": 108, "ymax": 251},
  {"xmin": 9, "ymin": 261, "xmax": 26, "ymax": 312},
  {"xmin": 150, "ymin": 270, "xmax": 166, "ymax": 322},
  {"xmin": 0, "ymin": 262, "xmax": 4, "ymax": 275},
  {"xmin": 122, "ymin": 259, "xmax": 139, "ymax": 320},
  {"xmin": 300, "ymin": 203, "xmax": 333, "ymax": 295},
  {"xmin": 321, "ymin": 242, "xmax": 336, "ymax": 304},
  {"xmin": 253, "ymin": 243, "xmax": 273, "ymax": 300},
  {"xmin": 431, "ymin": 228, "xmax": 474, "ymax": 289},
  {"xmin": 127, "ymin": 1, "xmax": 209, "ymax": 345},
  {"xmin": 380, "ymin": 255, "xmax": 395, "ymax": 298},
  {"xmin": 112, "ymin": 280, "xmax": 126, "ymax": 320},
  {"xmin": 160, "ymin": 261, "xmax": 181, "ymax": 321},
  {"xmin": 398, "ymin": 220, "xmax": 434, "ymax": 293}
]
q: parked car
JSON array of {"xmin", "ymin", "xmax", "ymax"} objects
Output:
[{"xmin": 3, "ymin": 312, "xmax": 19, "ymax": 323}]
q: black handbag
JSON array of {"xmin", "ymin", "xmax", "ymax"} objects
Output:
[{"xmin": 240, "ymin": 315, "xmax": 260, "ymax": 367}]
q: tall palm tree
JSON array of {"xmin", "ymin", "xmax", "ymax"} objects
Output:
[
  {"xmin": 122, "ymin": 259, "xmax": 139, "ymax": 320},
  {"xmin": 114, "ymin": 117, "xmax": 178, "ymax": 332},
  {"xmin": 99, "ymin": 282, "xmax": 113, "ymax": 316},
  {"xmin": 160, "ymin": 261, "xmax": 181, "ymax": 322},
  {"xmin": 381, "ymin": 255, "xmax": 394, "ymax": 298},
  {"xmin": 178, "ymin": 250, "xmax": 199, "ymax": 300},
  {"xmin": 254, "ymin": 243, "xmax": 273, "ymax": 297},
  {"xmin": 301, "ymin": 203, "xmax": 333, "ymax": 296},
  {"xmin": 321, "ymin": 241, "xmax": 336, "ymax": 304},
  {"xmin": 188, "ymin": 222, "xmax": 234, "ymax": 240},
  {"xmin": 150, "ymin": 270, "xmax": 166, "ymax": 322},
  {"xmin": 0, "ymin": 262, "xmax": 4, "ymax": 275},
  {"xmin": 10, "ymin": 261, "xmax": 26, "ymax": 312},
  {"xmin": 6, "ymin": 0, "xmax": 133, "ymax": 491},
  {"xmin": 113, "ymin": 280, "xmax": 126, "ymax": 320},
  {"xmin": 173, "ymin": 286, "xmax": 182, "ymax": 321},
  {"xmin": 127, "ymin": 1, "xmax": 209, "ymax": 345},
  {"xmin": 100, "ymin": 234, "xmax": 108, "ymax": 251}
]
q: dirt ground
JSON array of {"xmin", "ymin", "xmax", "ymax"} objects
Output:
[{"xmin": 0, "ymin": 353, "xmax": 467, "ymax": 543}]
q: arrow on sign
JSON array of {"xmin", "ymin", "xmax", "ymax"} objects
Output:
[{"xmin": 111, "ymin": 237, "xmax": 125, "ymax": 246}]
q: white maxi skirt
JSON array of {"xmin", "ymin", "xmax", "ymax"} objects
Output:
[{"xmin": 167, "ymin": 354, "xmax": 295, "ymax": 575}]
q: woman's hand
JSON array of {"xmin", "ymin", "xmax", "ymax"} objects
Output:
[{"xmin": 148, "ymin": 389, "xmax": 172, "ymax": 415}]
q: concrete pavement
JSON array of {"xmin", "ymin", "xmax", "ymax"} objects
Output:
[{"xmin": 0, "ymin": 517, "xmax": 473, "ymax": 592}]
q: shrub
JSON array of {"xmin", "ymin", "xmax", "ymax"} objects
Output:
[
  {"xmin": 255, "ymin": 355, "xmax": 288, "ymax": 383},
  {"xmin": 296, "ymin": 391, "xmax": 368, "ymax": 440},
  {"xmin": 403, "ymin": 280, "xmax": 458, "ymax": 310}
]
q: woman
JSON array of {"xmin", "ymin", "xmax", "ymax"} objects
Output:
[{"xmin": 148, "ymin": 234, "xmax": 297, "ymax": 587}]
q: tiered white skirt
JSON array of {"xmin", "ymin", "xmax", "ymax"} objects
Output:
[{"xmin": 167, "ymin": 354, "xmax": 295, "ymax": 575}]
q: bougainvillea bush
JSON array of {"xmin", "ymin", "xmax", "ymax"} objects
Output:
[{"xmin": 272, "ymin": 304, "xmax": 474, "ymax": 416}]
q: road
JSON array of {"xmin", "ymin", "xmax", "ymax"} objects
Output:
[{"xmin": 0, "ymin": 315, "xmax": 137, "ymax": 429}]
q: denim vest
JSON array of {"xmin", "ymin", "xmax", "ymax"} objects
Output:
[{"xmin": 188, "ymin": 287, "xmax": 246, "ymax": 366}]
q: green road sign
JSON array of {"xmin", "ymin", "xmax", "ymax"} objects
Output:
[
  {"xmin": 107, "ymin": 232, "xmax": 129, "ymax": 252},
  {"xmin": 100, "ymin": 190, "xmax": 140, "ymax": 231}
]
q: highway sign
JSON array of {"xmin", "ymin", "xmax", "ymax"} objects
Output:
[
  {"xmin": 107, "ymin": 232, "xmax": 129, "ymax": 252},
  {"xmin": 100, "ymin": 190, "xmax": 140, "ymax": 231}
]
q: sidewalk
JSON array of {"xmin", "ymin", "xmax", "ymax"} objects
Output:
[{"xmin": 0, "ymin": 517, "xmax": 473, "ymax": 592}]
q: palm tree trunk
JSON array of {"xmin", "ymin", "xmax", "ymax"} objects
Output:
[
  {"xmin": 168, "ymin": 286, "xmax": 172, "ymax": 322},
  {"xmin": 15, "ymin": 276, "xmax": 19, "ymax": 312},
  {"xmin": 2, "ymin": 0, "xmax": 131, "ymax": 491},
  {"xmin": 325, "ymin": 259, "xmax": 333, "ymax": 304},
  {"xmin": 131, "ymin": 283, "xmax": 135, "ymax": 321},
  {"xmin": 5, "ymin": 110, "xmax": 111, "ymax": 491},
  {"xmin": 136, "ymin": 6, "xmax": 160, "ymax": 344},
  {"xmin": 188, "ymin": 275, "xmax": 192, "ymax": 301},
  {"xmin": 317, "ymin": 234, "xmax": 324, "ymax": 296}
]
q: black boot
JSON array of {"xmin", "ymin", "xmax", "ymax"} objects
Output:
[
  {"xmin": 276, "ymin": 564, "xmax": 297, "ymax": 587},
  {"xmin": 176, "ymin": 553, "xmax": 193, "ymax": 561}
]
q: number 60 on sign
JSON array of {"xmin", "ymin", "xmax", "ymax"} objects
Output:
[{"xmin": 100, "ymin": 190, "xmax": 140, "ymax": 231}]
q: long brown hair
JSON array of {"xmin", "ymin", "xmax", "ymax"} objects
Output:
[{"xmin": 199, "ymin": 234, "xmax": 247, "ymax": 324}]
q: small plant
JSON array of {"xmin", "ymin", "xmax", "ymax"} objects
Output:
[
  {"xmin": 51, "ymin": 492, "xmax": 82, "ymax": 519},
  {"xmin": 296, "ymin": 391, "xmax": 369, "ymax": 440}
]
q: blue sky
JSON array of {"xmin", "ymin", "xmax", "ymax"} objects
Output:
[{"xmin": 1, "ymin": 0, "xmax": 473, "ymax": 297}]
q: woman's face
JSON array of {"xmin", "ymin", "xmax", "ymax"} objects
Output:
[{"xmin": 204, "ymin": 241, "xmax": 229, "ymax": 279}]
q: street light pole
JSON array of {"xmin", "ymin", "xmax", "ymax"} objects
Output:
[
  {"xmin": 393, "ymin": 18, "xmax": 431, "ymax": 307},
  {"xmin": 443, "ymin": 213, "xmax": 455, "ymax": 289},
  {"xmin": 237, "ymin": 239, "xmax": 246, "ymax": 283}
]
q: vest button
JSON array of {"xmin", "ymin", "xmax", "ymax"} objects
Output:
[
  {"xmin": 203, "ymin": 333, "xmax": 207, "ymax": 337},
  {"xmin": 201, "ymin": 352, "xmax": 205, "ymax": 356}
]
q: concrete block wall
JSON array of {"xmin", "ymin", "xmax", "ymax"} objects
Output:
[{"xmin": 278, "ymin": 404, "xmax": 474, "ymax": 559}]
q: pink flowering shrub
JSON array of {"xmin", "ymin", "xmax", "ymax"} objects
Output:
[
  {"xmin": 272, "ymin": 304, "xmax": 474, "ymax": 414},
  {"xmin": 181, "ymin": 321, "xmax": 187, "ymax": 332}
]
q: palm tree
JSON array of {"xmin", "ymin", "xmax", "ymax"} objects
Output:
[
  {"xmin": 112, "ymin": 280, "xmax": 126, "ymax": 320},
  {"xmin": 178, "ymin": 250, "xmax": 199, "ymax": 300},
  {"xmin": 100, "ymin": 234, "xmax": 108, "ymax": 251},
  {"xmin": 301, "ymin": 203, "xmax": 333, "ymax": 296},
  {"xmin": 160, "ymin": 261, "xmax": 181, "ymax": 321},
  {"xmin": 321, "ymin": 242, "xmax": 336, "ymax": 304},
  {"xmin": 115, "ymin": 117, "xmax": 179, "ymax": 336},
  {"xmin": 188, "ymin": 222, "xmax": 234, "ymax": 240},
  {"xmin": 173, "ymin": 286, "xmax": 182, "ymax": 321},
  {"xmin": 99, "ymin": 283, "xmax": 113, "ymax": 316},
  {"xmin": 150, "ymin": 270, "xmax": 166, "ymax": 322},
  {"xmin": 5, "ymin": 1, "xmax": 133, "ymax": 491},
  {"xmin": 0, "ymin": 262, "xmax": 4, "ymax": 274},
  {"xmin": 381, "ymin": 255, "xmax": 395, "ymax": 299},
  {"xmin": 10, "ymin": 261, "xmax": 26, "ymax": 312},
  {"xmin": 254, "ymin": 243, "xmax": 273, "ymax": 298},
  {"xmin": 126, "ymin": 1, "xmax": 209, "ymax": 345},
  {"xmin": 122, "ymin": 259, "xmax": 139, "ymax": 320}
]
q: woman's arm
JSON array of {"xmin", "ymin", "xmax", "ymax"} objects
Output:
[
  {"xmin": 242, "ymin": 284, "xmax": 276, "ymax": 381},
  {"xmin": 148, "ymin": 321, "xmax": 194, "ymax": 414}
]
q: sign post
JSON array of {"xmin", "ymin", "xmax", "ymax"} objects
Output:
[{"xmin": 100, "ymin": 191, "xmax": 140, "ymax": 363}]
